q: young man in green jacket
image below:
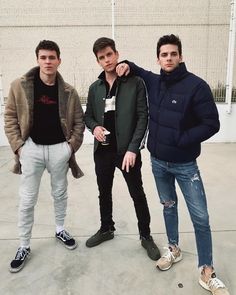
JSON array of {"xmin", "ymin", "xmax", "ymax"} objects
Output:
[{"xmin": 84, "ymin": 37, "xmax": 160, "ymax": 261}]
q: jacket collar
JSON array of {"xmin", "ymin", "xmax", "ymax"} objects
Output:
[
  {"xmin": 98, "ymin": 70, "xmax": 131, "ymax": 85},
  {"xmin": 22, "ymin": 66, "xmax": 66, "ymax": 86},
  {"xmin": 160, "ymin": 62, "xmax": 189, "ymax": 85}
]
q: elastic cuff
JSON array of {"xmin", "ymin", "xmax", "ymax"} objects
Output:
[
  {"xmin": 20, "ymin": 243, "xmax": 30, "ymax": 248},
  {"xmin": 56, "ymin": 225, "xmax": 64, "ymax": 234}
]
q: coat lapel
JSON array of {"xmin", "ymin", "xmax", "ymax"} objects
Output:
[
  {"xmin": 21, "ymin": 70, "xmax": 35, "ymax": 130},
  {"xmin": 57, "ymin": 73, "xmax": 70, "ymax": 137}
]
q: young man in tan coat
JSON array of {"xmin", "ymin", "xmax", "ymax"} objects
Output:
[{"xmin": 4, "ymin": 40, "xmax": 84, "ymax": 273}]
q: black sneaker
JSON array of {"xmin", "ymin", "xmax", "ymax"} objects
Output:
[
  {"xmin": 86, "ymin": 229, "xmax": 114, "ymax": 248},
  {"xmin": 141, "ymin": 236, "xmax": 161, "ymax": 261},
  {"xmin": 56, "ymin": 230, "xmax": 77, "ymax": 250},
  {"xmin": 9, "ymin": 247, "xmax": 31, "ymax": 273}
]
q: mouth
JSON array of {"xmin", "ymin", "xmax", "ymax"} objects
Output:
[{"xmin": 105, "ymin": 64, "xmax": 115, "ymax": 70}]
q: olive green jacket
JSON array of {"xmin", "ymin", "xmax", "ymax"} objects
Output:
[
  {"xmin": 4, "ymin": 67, "xmax": 85, "ymax": 178},
  {"xmin": 85, "ymin": 74, "xmax": 148, "ymax": 154}
]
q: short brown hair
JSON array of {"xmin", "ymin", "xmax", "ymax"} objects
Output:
[
  {"xmin": 35, "ymin": 40, "xmax": 60, "ymax": 59},
  {"xmin": 93, "ymin": 37, "xmax": 116, "ymax": 58},
  {"xmin": 156, "ymin": 34, "xmax": 182, "ymax": 58}
]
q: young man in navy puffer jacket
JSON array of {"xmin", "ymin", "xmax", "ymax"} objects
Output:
[{"xmin": 117, "ymin": 34, "xmax": 229, "ymax": 295}]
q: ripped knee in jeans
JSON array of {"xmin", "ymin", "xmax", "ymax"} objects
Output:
[
  {"xmin": 191, "ymin": 173, "xmax": 200, "ymax": 182},
  {"xmin": 161, "ymin": 200, "xmax": 175, "ymax": 208}
]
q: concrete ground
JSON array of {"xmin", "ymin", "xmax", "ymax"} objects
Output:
[{"xmin": 0, "ymin": 143, "xmax": 235, "ymax": 295}]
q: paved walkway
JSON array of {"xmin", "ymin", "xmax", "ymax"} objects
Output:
[{"xmin": 0, "ymin": 143, "xmax": 235, "ymax": 295}]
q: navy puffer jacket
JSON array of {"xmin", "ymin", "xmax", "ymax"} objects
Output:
[{"xmin": 129, "ymin": 62, "xmax": 220, "ymax": 162}]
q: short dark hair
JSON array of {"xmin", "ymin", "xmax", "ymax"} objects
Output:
[
  {"xmin": 156, "ymin": 34, "xmax": 182, "ymax": 58},
  {"xmin": 93, "ymin": 37, "xmax": 117, "ymax": 58},
  {"xmin": 35, "ymin": 40, "xmax": 60, "ymax": 59}
]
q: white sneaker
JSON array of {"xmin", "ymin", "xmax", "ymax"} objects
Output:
[
  {"xmin": 156, "ymin": 246, "xmax": 182, "ymax": 270},
  {"xmin": 199, "ymin": 267, "xmax": 230, "ymax": 295}
]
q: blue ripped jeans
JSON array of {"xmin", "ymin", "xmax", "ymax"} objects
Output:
[{"xmin": 151, "ymin": 156, "xmax": 213, "ymax": 268}]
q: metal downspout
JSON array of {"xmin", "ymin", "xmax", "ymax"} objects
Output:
[
  {"xmin": 226, "ymin": 0, "xmax": 236, "ymax": 114},
  {"xmin": 111, "ymin": 0, "xmax": 115, "ymax": 40}
]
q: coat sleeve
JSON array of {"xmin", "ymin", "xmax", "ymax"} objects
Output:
[
  {"xmin": 4, "ymin": 83, "xmax": 25, "ymax": 153},
  {"xmin": 68, "ymin": 89, "xmax": 85, "ymax": 152},
  {"xmin": 124, "ymin": 61, "xmax": 154, "ymax": 90},
  {"xmin": 178, "ymin": 81, "xmax": 220, "ymax": 147},
  {"xmin": 127, "ymin": 78, "xmax": 148, "ymax": 153},
  {"xmin": 84, "ymin": 85, "xmax": 100, "ymax": 133}
]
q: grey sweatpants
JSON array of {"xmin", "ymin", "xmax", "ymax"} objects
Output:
[{"xmin": 18, "ymin": 137, "xmax": 71, "ymax": 247}]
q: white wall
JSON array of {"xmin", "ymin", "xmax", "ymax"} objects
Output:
[
  {"xmin": 0, "ymin": 0, "xmax": 235, "ymax": 99},
  {"xmin": 0, "ymin": 114, "xmax": 8, "ymax": 146},
  {"xmin": 210, "ymin": 104, "xmax": 236, "ymax": 142}
]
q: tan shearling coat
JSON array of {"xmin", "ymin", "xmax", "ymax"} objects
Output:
[{"xmin": 4, "ymin": 67, "xmax": 85, "ymax": 178}]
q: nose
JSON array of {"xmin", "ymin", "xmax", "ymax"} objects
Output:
[{"xmin": 104, "ymin": 56, "xmax": 110, "ymax": 63}]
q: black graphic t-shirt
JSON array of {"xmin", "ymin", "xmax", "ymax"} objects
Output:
[{"xmin": 30, "ymin": 71, "xmax": 65, "ymax": 145}]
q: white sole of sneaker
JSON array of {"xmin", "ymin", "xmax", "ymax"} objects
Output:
[
  {"xmin": 198, "ymin": 278, "xmax": 210, "ymax": 291},
  {"xmin": 9, "ymin": 254, "xmax": 31, "ymax": 273},
  {"xmin": 156, "ymin": 252, "xmax": 183, "ymax": 271},
  {"xmin": 56, "ymin": 238, "xmax": 78, "ymax": 250}
]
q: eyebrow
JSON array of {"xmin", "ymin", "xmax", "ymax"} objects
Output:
[
  {"xmin": 160, "ymin": 51, "xmax": 178, "ymax": 55},
  {"xmin": 161, "ymin": 51, "xmax": 178, "ymax": 54},
  {"xmin": 39, "ymin": 55, "xmax": 57, "ymax": 59}
]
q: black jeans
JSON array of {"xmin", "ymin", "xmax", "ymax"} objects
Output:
[{"xmin": 94, "ymin": 149, "xmax": 151, "ymax": 238}]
